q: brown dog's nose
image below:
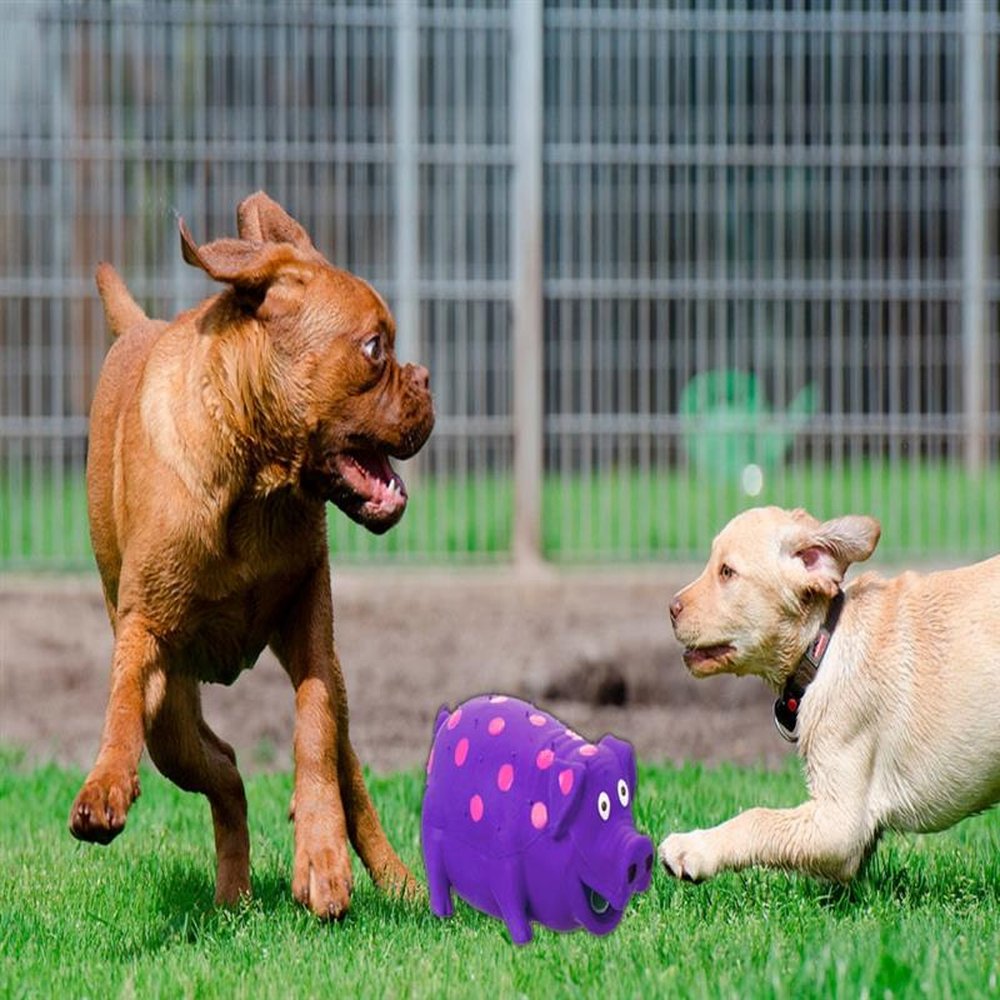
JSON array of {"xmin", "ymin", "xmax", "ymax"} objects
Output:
[
  {"xmin": 669, "ymin": 597, "xmax": 683, "ymax": 624},
  {"xmin": 409, "ymin": 364, "xmax": 430, "ymax": 391}
]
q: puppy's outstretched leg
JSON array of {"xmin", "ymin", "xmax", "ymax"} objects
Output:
[{"xmin": 659, "ymin": 798, "xmax": 874, "ymax": 883}]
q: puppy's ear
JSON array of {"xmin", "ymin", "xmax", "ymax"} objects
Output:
[
  {"xmin": 235, "ymin": 191, "xmax": 315, "ymax": 251},
  {"xmin": 179, "ymin": 218, "xmax": 309, "ymax": 315},
  {"xmin": 790, "ymin": 515, "xmax": 881, "ymax": 597}
]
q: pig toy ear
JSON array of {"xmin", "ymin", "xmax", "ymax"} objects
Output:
[
  {"xmin": 599, "ymin": 734, "xmax": 637, "ymax": 791},
  {"xmin": 432, "ymin": 704, "xmax": 451, "ymax": 736},
  {"xmin": 547, "ymin": 760, "xmax": 586, "ymax": 838}
]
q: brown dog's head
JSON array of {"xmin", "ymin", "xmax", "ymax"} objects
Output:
[
  {"xmin": 668, "ymin": 506, "xmax": 880, "ymax": 688},
  {"xmin": 179, "ymin": 191, "xmax": 434, "ymax": 534}
]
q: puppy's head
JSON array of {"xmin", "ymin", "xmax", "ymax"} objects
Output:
[
  {"xmin": 180, "ymin": 192, "xmax": 434, "ymax": 534},
  {"xmin": 669, "ymin": 507, "xmax": 880, "ymax": 688}
]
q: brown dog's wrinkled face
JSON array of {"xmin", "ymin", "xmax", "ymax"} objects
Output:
[
  {"xmin": 293, "ymin": 268, "xmax": 434, "ymax": 533},
  {"xmin": 668, "ymin": 507, "xmax": 880, "ymax": 688},
  {"xmin": 302, "ymin": 272, "xmax": 434, "ymax": 533},
  {"xmin": 181, "ymin": 193, "xmax": 435, "ymax": 534}
]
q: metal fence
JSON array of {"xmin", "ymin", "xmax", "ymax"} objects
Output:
[{"xmin": 2, "ymin": 0, "xmax": 998, "ymax": 569}]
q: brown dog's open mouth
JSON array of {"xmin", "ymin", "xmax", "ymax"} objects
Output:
[
  {"xmin": 308, "ymin": 447, "xmax": 409, "ymax": 534},
  {"xmin": 682, "ymin": 644, "xmax": 737, "ymax": 675}
]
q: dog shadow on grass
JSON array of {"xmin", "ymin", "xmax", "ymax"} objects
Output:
[
  {"xmin": 813, "ymin": 844, "xmax": 1000, "ymax": 915},
  {"xmin": 141, "ymin": 856, "xmax": 430, "ymax": 953}
]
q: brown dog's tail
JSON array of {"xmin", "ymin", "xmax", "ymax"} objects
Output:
[{"xmin": 95, "ymin": 262, "xmax": 148, "ymax": 338}]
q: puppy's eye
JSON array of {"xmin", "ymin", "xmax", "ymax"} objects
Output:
[
  {"xmin": 720, "ymin": 563, "xmax": 735, "ymax": 581},
  {"xmin": 597, "ymin": 791, "xmax": 611, "ymax": 822},
  {"xmin": 362, "ymin": 334, "xmax": 384, "ymax": 364}
]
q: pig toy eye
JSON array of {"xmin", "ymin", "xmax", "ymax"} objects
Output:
[
  {"xmin": 597, "ymin": 791, "xmax": 611, "ymax": 821},
  {"xmin": 617, "ymin": 778, "xmax": 630, "ymax": 808}
]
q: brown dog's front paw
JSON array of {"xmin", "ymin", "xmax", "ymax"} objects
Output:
[
  {"xmin": 293, "ymin": 840, "xmax": 354, "ymax": 920},
  {"xmin": 69, "ymin": 772, "xmax": 141, "ymax": 845}
]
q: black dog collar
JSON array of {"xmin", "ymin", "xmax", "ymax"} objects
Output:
[{"xmin": 773, "ymin": 589, "xmax": 845, "ymax": 743}]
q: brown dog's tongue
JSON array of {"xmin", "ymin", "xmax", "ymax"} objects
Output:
[
  {"xmin": 351, "ymin": 449, "xmax": 392, "ymax": 483},
  {"xmin": 340, "ymin": 449, "xmax": 407, "ymax": 500}
]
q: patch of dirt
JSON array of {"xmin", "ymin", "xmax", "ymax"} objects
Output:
[{"xmin": 0, "ymin": 569, "xmax": 792, "ymax": 776}]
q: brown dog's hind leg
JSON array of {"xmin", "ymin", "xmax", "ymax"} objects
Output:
[
  {"xmin": 339, "ymin": 739, "xmax": 419, "ymax": 899},
  {"xmin": 70, "ymin": 618, "xmax": 164, "ymax": 844},
  {"xmin": 146, "ymin": 675, "xmax": 251, "ymax": 906}
]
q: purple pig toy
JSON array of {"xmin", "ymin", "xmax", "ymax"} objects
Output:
[{"xmin": 421, "ymin": 694, "xmax": 653, "ymax": 945}]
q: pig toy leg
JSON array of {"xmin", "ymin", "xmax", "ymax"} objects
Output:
[
  {"xmin": 490, "ymin": 861, "xmax": 532, "ymax": 945},
  {"xmin": 422, "ymin": 828, "xmax": 453, "ymax": 918}
]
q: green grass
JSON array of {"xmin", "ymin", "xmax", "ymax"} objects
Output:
[
  {"xmin": 3, "ymin": 748, "xmax": 1000, "ymax": 998},
  {"xmin": 3, "ymin": 459, "xmax": 1000, "ymax": 568}
]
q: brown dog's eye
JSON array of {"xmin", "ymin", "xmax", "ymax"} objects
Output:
[
  {"xmin": 720, "ymin": 563, "xmax": 735, "ymax": 581},
  {"xmin": 362, "ymin": 334, "xmax": 384, "ymax": 364}
]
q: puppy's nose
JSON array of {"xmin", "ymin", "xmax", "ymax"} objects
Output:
[
  {"xmin": 409, "ymin": 364, "xmax": 430, "ymax": 392},
  {"xmin": 669, "ymin": 597, "xmax": 683, "ymax": 624}
]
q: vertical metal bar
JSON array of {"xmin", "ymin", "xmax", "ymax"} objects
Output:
[
  {"xmin": 962, "ymin": 0, "xmax": 987, "ymax": 474},
  {"xmin": 510, "ymin": 0, "xmax": 544, "ymax": 568},
  {"xmin": 394, "ymin": 0, "xmax": 421, "ymax": 522},
  {"xmin": 394, "ymin": 0, "xmax": 419, "ymax": 368}
]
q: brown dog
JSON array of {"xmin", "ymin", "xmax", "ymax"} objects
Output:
[
  {"xmin": 69, "ymin": 192, "xmax": 434, "ymax": 918},
  {"xmin": 660, "ymin": 506, "xmax": 1000, "ymax": 883}
]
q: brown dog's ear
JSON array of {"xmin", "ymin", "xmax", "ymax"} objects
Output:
[
  {"xmin": 789, "ymin": 514, "xmax": 881, "ymax": 597},
  {"xmin": 235, "ymin": 191, "xmax": 315, "ymax": 251},
  {"xmin": 179, "ymin": 217, "xmax": 305, "ymax": 288}
]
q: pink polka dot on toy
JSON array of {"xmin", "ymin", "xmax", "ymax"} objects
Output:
[
  {"xmin": 558, "ymin": 768, "xmax": 574, "ymax": 795},
  {"xmin": 470, "ymin": 794, "xmax": 484, "ymax": 822},
  {"xmin": 488, "ymin": 717, "xmax": 506, "ymax": 736},
  {"xmin": 528, "ymin": 713, "xmax": 547, "ymax": 727},
  {"xmin": 454, "ymin": 737, "xmax": 469, "ymax": 767},
  {"xmin": 579, "ymin": 744, "xmax": 598, "ymax": 757},
  {"xmin": 497, "ymin": 763, "xmax": 514, "ymax": 791},
  {"xmin": 535, "ymin": 748, "xmax": 554, "ymax": 770},
  {"xmin": 447, "ymin": 708, "xmax": 462, "ymax": 730},
  {"xmin": 530, "ymin": 802, "xmax": 548, "ymax": 830},
  {"xmin": 426, "ymin": 748, "xmax": 435, "ymax": 775}
]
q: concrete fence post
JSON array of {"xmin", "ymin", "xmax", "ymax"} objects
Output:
[
  {"xmin": 511, "ymin": 0, "xmax": 545, "ymax": 568},
  {"xmin": 962, "ymin": 0, "xmax": 988, "ymax": 474},
  {"xmin": 395, "ymin": 0, "xmax": 420, "ymax": 371}
]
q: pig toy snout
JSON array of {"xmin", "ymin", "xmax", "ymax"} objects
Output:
[
  {"xmin": 625, "ymin": 831, "xmax": 655, "ymax": 892},
  {"xmin": 576, "ymin": 827, "xmax": 654, "ymax": 921}
]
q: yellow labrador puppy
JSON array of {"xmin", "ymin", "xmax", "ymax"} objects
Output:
[{"xmin": 660, "ymin": 506, "xmax": 1000, "ymax": 882}]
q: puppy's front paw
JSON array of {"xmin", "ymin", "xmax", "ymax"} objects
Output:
[
  {"xmin": 658, "ymin": 831, "xmax": 718, "ymax": 883},
  {"xmin": 293, "ymin": 834, "xmax": 354, "ymax": 920},
  {"xmin": 69, "ymin": 771, "xmax": 141, "ymax": 844}
]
